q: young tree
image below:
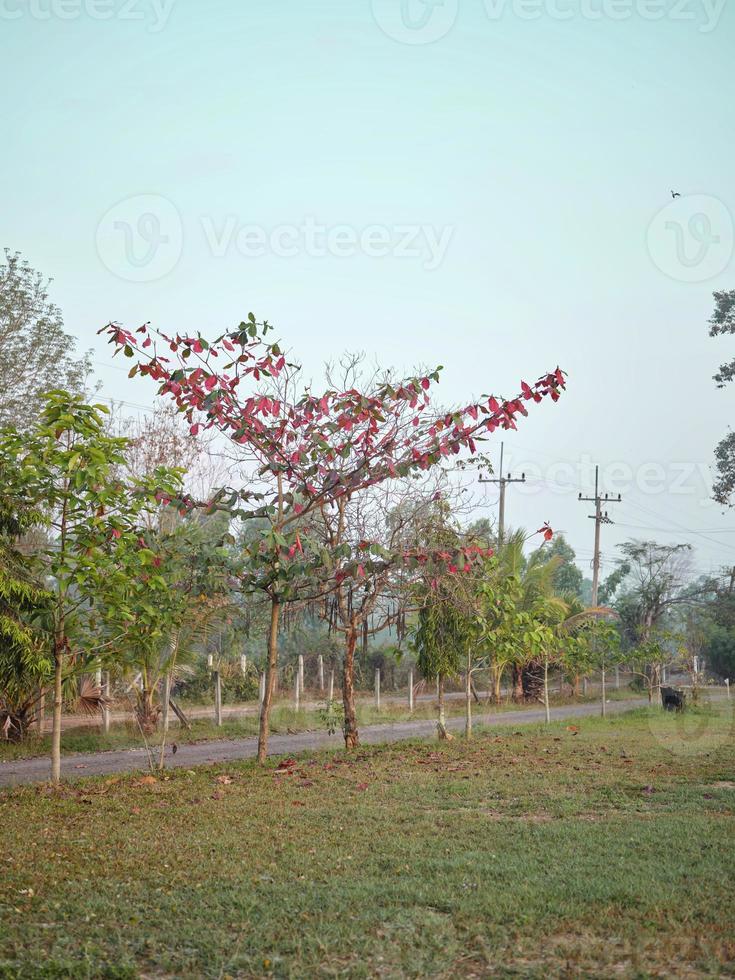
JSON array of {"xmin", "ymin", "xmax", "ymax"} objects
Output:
[
  {"xmin": 601, "ymin": 540, "xmax": 698, "ymax": 653},
  {"xmin": 101, "ymin": 316, "xmax": 565, "ymax": 761},
  {"xmin": 628, "ymin": 628, "xmax": 684, "ymax": 703},
  {"xmin": 412, "ymin": 580, "xmax": 475, "ymax": 739},
  {"xmin": 0, "ymin": 251, "xmax": 91, "ymax": 430},
  {"xmin": 97, "ymin": 513, "xmax": 233, "ymax": 737},
  {"xmin": 0, "ymin": 393, "xmax": 182, "ymax": 781}
]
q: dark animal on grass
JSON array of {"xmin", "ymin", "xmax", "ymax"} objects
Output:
[{"xmin": 661, "ymin": 686, "xmax": 685, "ymax": 712}]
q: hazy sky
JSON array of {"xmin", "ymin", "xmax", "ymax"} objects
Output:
[{"xmin": 2, "ymin": 0, "xmax": 734, "ymax": 582}]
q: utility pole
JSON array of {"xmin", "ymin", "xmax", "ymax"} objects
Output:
[
  {"xmin": 479, "ymin": 442, "xmax": 526, "ymax": 545},
  {"xmin": 578, "ymin": 465, "xmax": 622, "ymax": 607},
  {"xmin": 578, "ymin": 465, "xmax": 622, "ymax": 717}
]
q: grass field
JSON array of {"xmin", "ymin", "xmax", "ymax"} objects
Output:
[{"xmin": 1, "ymin": 703, "xmax": 734, "ymax": 978}]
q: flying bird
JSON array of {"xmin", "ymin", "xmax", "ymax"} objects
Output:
[{"xmin": 671, "ymin": 190, "xmax": 681, "ymax": 199}]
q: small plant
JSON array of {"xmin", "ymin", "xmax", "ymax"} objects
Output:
[{"xmin": 318, "ymin": 699, "xmax": 345, "ymax": 736}]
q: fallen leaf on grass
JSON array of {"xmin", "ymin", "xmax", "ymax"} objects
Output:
[
  {"xmin": 215, "ymin": 775, "xmax": 233, "ymax": 785},
  {"xmin": 275, "ymin": 758, "xmax": 297, "ymax": 775},
  {"xmin": 133, "ymin": 775, "xmax": 158, "ymax": 787}
]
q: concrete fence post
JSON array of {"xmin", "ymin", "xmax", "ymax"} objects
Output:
[{"xmin": 214, "ymin": 671, "xmax": 222, "ymax": 727}]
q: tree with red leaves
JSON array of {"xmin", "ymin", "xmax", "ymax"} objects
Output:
[{"xmin": 100, "ymin": 315, "xmax": 565, "ymax": 762}]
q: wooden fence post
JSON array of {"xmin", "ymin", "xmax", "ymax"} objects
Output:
[
  {"xmin": 318, "ymin": 654, "xmax": 324, "ymax": 692},
  {"xmin": 408, "ymin": 669, "xmax": 414, "ymax": 713},
  {"xmin": 375, "ymin": 668, "xmax": 381, "ymax": 711},
  {"xmin": 298, "ymin": 654, "xmax": 305, "ymax": 699},
  {"xmin": 240, "ymin": 654, "xmax": 247, "ymax": 676},
  {"xmin": 328, "ymin": 668, "xmax": 334, "ymax": 703},
  {"xmin": 294, "ymin": 669, "xmax": 300, "ymax": 711}
]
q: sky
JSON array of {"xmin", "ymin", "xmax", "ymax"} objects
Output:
[{"xmin": 2, "ymin": 0, "xmax": 734, "ymax": 583}]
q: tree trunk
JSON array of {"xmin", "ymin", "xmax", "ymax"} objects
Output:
[
  {"xmin": 543, "ymin": 655, "xmax": 550, "ymax": 724},
  {"xmin": 491, "ymin": 664, "xmax": 503, "ymax": 704},
  {"xmin": 465, "ymin": 652, "xmax": 472, "ymax": 739},
  {"xmin": 522, "ymin": 661, "xmax": 544, "ymax": 702},
  {"xmin": 437, "ymin": 674, "xmax": 452, "ymax": 739},
  {"xmin": 511, "ymin": 664, "xmax": 524, "ymax": 702},
  {"xmin": 342, "ymin": 625, "xmax": 359, "ymax": 749},
  {"xmin": 651, "ymin": 663, "xmax": 661, "ymax": 706},
  {"xmin": 51, "ymin": 642, "xmax": 63, "ymax": 783},
  {"xmin": 135, "ymin": 687, "xmax": 160, "ymax": 736},
  {"xmin": 257, "ymin": 598, "xmax": 281, "ymax": 763}
]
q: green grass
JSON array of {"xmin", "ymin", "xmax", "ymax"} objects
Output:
[{"xmin": 1, "ymin": 703, "xmax": 734, "ymax": 978}]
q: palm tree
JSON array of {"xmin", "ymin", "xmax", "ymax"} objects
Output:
[{"xmin": 482, "ymin": 530, "xmax": 612, "ymax": 703}]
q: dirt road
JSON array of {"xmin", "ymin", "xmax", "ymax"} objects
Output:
[{"xmin": 0, "ymin": 697, "xmax": 647, "ymax": 788}]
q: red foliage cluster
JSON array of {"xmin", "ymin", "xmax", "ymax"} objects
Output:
[{"xmin": 102, "ymin": 320, "xmax": 565, "ymax": 512}]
